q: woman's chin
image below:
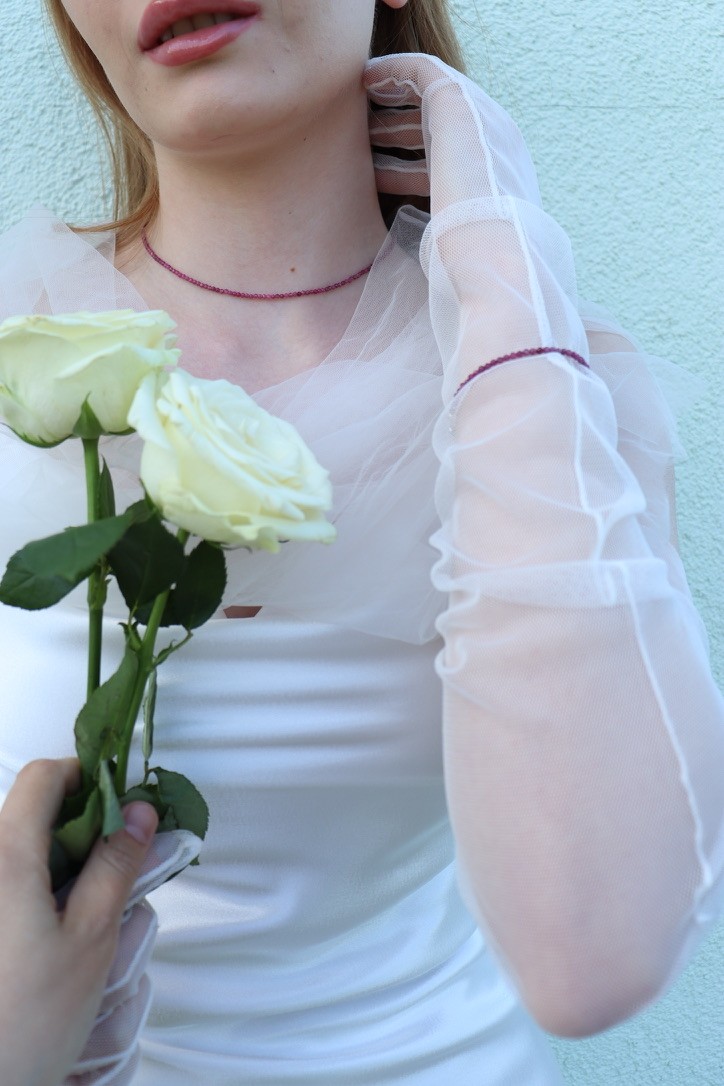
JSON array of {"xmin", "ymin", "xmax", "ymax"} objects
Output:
[{"xmin": 143, "ymin": 100, "xmax": 298, "ymax": 163}]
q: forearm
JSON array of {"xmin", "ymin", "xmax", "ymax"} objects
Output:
[
  {"xmin": 434, "ymin": 360, "xmax": 724, "ymax": 1035},
  {"xmin": 441, "ymin": 597, "xmax": 724, "ymax": 1036}
]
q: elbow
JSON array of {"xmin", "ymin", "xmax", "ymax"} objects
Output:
[
  {"xmin": 518, "ymin": 956, "xmax": 671, "ymax": 1039},
  {"xmin": 526, "ymin": 990, "xmax": 649, "ymax": 1040},
  {"xmin": 469, "ymin": 862, "xmax": 693, "ymax": 1039}
]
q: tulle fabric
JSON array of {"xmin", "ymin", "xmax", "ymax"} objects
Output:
[
  {"xmin": 0, "ymin": 207, "xmax": 444, "ymax": 644},
  {"xmin": 0, "ymin": 206, "xmax": 702, "ymax": 648}
]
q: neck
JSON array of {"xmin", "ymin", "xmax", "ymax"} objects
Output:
[{"xmin": 138, "ymin": 90, "xmax": 388, "ymax": 296}]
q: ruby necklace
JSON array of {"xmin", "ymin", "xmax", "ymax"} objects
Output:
[{"xmin": 141, "ymin": 229, "xmax": 373, "ymax": 302}]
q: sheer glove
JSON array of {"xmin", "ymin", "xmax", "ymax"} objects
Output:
[
  {"xmin": 366, "ymin": 52, "xmax": 583, "ymax": 398},
  {"xmin": 61, "ymin": 829, "xmax": 202, "ymax": 1086}
]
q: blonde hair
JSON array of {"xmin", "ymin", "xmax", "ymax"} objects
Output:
[{"xmin": 44, "ymin": 1, "xmax": 466, "ymax": 246}]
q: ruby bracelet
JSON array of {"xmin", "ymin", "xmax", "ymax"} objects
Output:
[{"xmin": 454, "ymin": 347, "xmax": 590, "ymax": 398}]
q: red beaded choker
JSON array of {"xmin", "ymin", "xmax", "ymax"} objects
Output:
[{"xmin": 141, "ymin": 230, "xmax": 373, "ymax": 301}]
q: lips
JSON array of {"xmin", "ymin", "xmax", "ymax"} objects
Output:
[{"xmin": 138, "ymin": 0, "xmax": 260, "ymax": 52}]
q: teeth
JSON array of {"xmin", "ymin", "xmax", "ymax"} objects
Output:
[
  {"xmin": 192, "ymin": 13, "xmax": 216, "ymax": 29},
  {"xmin": 170, "ymin": 17, "xmax": 194, "ymax": 36},
  {"xmin": 160, "ymin": 13, "xmax": 238, "ymax": 43}
]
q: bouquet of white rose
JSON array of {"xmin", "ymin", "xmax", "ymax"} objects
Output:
[{"xmin": 0, "ymin": 310, "xmax": 336, "ymax": 891}]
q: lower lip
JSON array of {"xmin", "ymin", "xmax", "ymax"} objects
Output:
[{"xmin": 146, "ymin": 17, "xmax": 256, "ymax": 67}]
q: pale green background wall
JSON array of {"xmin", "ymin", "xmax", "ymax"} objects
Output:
[
  {"xmin": 456, "ymin": 3, "xmax": 724, "ymax": 1083},
  {"xmin": 1, "ymin": 1, "xmax": 722, "ymax": 1082}
]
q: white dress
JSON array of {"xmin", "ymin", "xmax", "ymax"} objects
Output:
[{"xmin": 0, "ymin": 202, "xmax": 722, "ymax": 1083}]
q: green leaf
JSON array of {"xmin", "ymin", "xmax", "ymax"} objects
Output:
[
  {"xmin": 72, "ymin": 399, "xmax": 106, "ymax": 441},
  {"xmin": 50, "ymin": 781, "xmax": 99, "ymax": 892},
  {"xmin": 152, "ymin": 767, "xmax": 209, "ymax": 840},
  {"xmin": 99, "ymin": 760, "xmax": 125, "ymax": 837},
  {"xmin": 121, "ymin": 783, "xmax": 161, "ymax": 809},
  {"xmin": 0, "ymin": 510, "xmax": 137, "ymax": 610},
  {"xmin": 124, "ymin": 497, "xmax": 156, "ymax": 523},
  {"xmin": 109, "ymin": 514, "xmax": 186, "ymax": 613},
  {"xmin": 168, "ymin": 542, "xmax": 227, "ymax": 630},
  {"xmin": 134, "ymin": 596, "xmax": 174, "ymax": 630},
  {"xmin": 98, "ymin": 458, "xmax": 116, "ymax": 520},
  {"xmin": 53, "ymin": 786, "xmax": 102, "ymax": 864},
  {"xmin": 74, "ymin": 647, "xmax": 140, "ymax": 777},
  {"xmin": 56, "ymin": 777, "xmax": 95, "ymax": 825}
]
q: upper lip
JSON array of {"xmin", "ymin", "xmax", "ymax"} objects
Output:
[{"xmin": 138, "ymin": 0, "xmax": 260, "ymax": 51}]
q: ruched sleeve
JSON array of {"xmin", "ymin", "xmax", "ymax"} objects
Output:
[{"xmin": 425, "ymin": 200, "xmax": 724, "ymax": 1037}]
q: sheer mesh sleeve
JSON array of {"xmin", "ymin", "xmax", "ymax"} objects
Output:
[
  {"xmin": 366, "ymin": 54, "xmax": 724, "ymax": 1036},
  {"xmin": 430, "ymin": 328, "xmax": 724, "ymax": 1037}
]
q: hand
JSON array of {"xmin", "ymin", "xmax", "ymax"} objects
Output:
[
  {"xmin": 365, "ymin": 53, "xmax": 541, "ymax": 212},
  {"xmin": 0, "ymin": 759, "xmax": 158, "ymax": 1086},
  {"xmin": 365, "ymin": 53, "xmax": 589, "ymax": 396}
]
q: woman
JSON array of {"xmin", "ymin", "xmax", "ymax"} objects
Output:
[{"xmin": 1, "ymin": 1, "xmax": 723, "ymax": 1083}]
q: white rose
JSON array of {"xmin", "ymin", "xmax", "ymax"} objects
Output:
[
  {"xmin": 0, "ymin": 310, "xmax": 180, "ymax": 446},
  {"xmin": 128, "ymin": 370, "xmax": 336, "ymax": 552}
]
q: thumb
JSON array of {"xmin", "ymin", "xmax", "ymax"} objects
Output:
[{"xmin": 64, "ymin": 803, "xmax": 159, "ymax": 936}]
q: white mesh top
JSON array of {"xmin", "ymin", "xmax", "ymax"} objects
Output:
[{"xmin": 1, "ymin": 64, "xmax": 724, "ymax": 1079}]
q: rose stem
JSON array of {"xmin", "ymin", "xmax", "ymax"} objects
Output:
[
  {"xmin": 82, "ymin": 437, "xmax": 105, "ymax": 699},
  {"xmin": 114, "ymin": 527, "xmax": 190, "ymax": 795}
]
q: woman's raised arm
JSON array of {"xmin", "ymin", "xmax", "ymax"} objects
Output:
[{"xmin": 366, "ymin": 54, "xmax": 724, "ymax": 1037}]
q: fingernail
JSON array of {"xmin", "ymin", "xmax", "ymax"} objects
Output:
[{"xmin": 123, "ymin": 802, "xmax": 158, "ymax": 845}]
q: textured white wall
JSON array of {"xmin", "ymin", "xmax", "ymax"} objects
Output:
[
  {"xmin": 1, "ymin": 2, "xmax": 722, "ymax": 1082},
  {"xmin": 0, "ymin": 6, "xmax": 106, "ymax": 228}
]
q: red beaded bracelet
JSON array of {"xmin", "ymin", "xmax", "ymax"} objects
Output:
[{"xmin": 454, "ymin": 347, "xmax": 590, "ymax": 398}]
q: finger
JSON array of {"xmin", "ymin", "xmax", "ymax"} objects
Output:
[
  {"xmin": 124, "ymin": 828, "xmax": 203, "ymax": 910},
  {"xmin": 366, "ymin": 79, "xmax": 422, "ymax": 109},
  {"xmin": 64, "ymin": 803, "xmax": 158, "ymax": 937},
  {"xmin": 373, "ymin": 153, "xmax": 430, "ymax": 198},
  {"xmin": 0, "ymin": 758, "xmax": 81, "ymax": 845},
  {"xmin": 364, "ymin": 53, "xmax": 450, "ymax": 104},
  {"xmin": 369, "ymin": 108, "xmax": 424, "ymax": 150},
  {"xmin": 373, "ymin": 172, "xmax": 430, "ymax": 198},
  {"xmin": 97, "ymin": 901, "xmax": 157, "ymax": 1017}
]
